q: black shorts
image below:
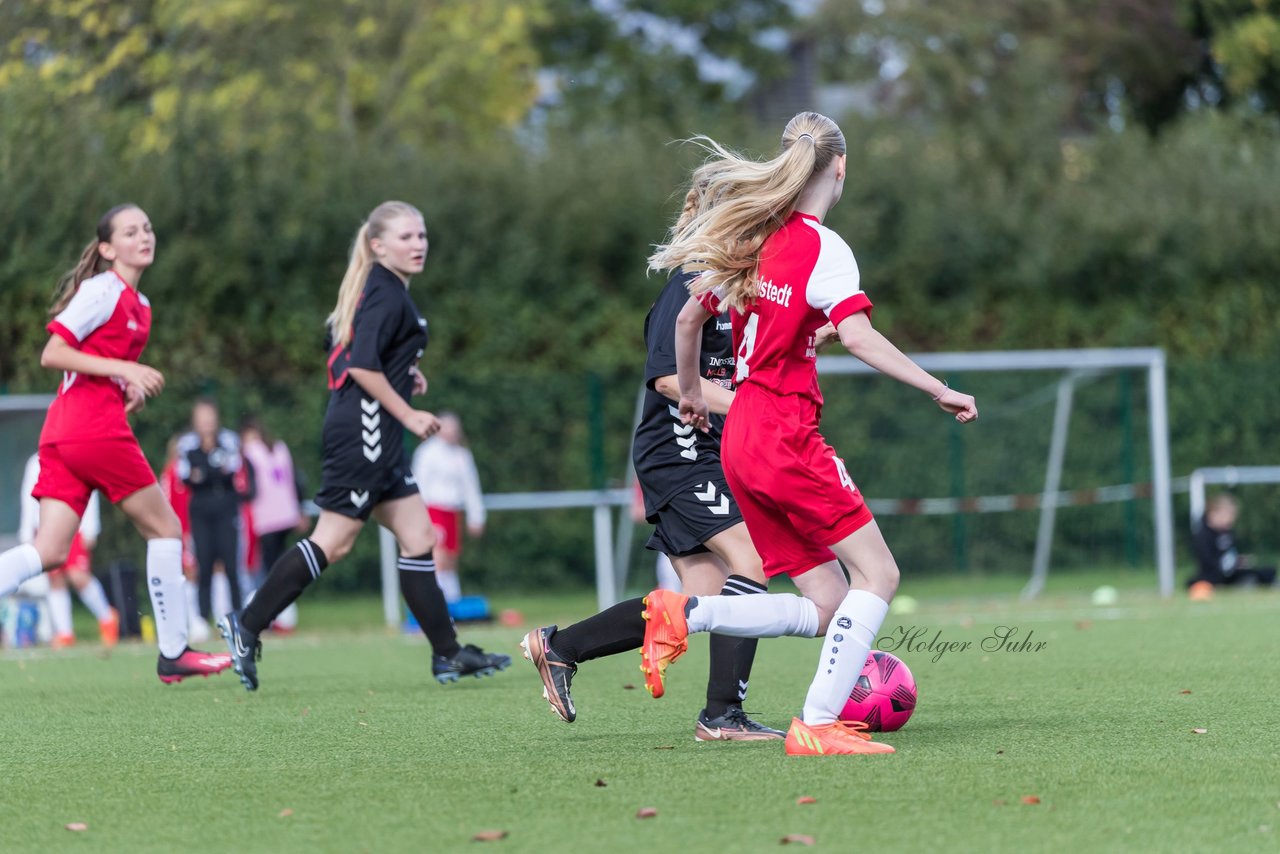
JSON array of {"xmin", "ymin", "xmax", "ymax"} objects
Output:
[
  {"xmin": 645, "ymin": 476, "xmax": 744, "ymax": 558},
  {"xmin": 314, "ymin": 455, "xmax": 419, "ymax": 522}
]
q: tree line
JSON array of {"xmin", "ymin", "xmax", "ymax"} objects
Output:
[{"xmin": 2, "ymin": 1, "xmax": 1278, "ymax": 587}]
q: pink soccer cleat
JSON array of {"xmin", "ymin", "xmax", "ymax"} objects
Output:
[{"xmin": 157, "ymin": 648, "xmax": 233, "ymax": 684}]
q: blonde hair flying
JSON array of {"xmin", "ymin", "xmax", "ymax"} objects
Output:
[
  {"xmin": 328, "ymin": 200, "xmax": 425, "ymax": 348},
  {"xmin": 648, "ymin": 112, "xmax": 846, "ymax": 310}
]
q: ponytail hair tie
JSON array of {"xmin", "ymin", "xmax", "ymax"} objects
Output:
[{"xmin": 797, "ymin": 132, "xmax": 814, "ymax": 142}]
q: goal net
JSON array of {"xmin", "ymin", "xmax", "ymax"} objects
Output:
[{"xmin": 811, "ymin": 349, "xmax": 1175, "ymax": 598}]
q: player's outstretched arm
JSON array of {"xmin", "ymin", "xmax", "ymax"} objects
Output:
[
  {"xmin": 674, "ymin": 296, "xmax": 713, "ymax": 431},
  {"xmin": 836, "ymin": 312, "xmax": 977, "ymax": 423},
  {"xmin": 348, "ymin": 367, "xmax": 440, "ymax": 439}
]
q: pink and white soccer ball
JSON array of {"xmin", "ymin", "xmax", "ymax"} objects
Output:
[{"xmin": 840, "ymin": 651, "xmax": 917, "ymax": 732}]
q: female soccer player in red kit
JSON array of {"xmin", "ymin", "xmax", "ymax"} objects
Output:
[
  {"xmin": 0, "ymin": 204, "xmax": 231, "ymax": 683},
  {"xmin": 640, "ymin": 112, "xmax": 977, "ymax": 755}
]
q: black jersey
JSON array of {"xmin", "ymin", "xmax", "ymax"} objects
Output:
[
  {"xmin": 322, "ymin": 263, "xmax": 428, "ymax": 480},
  {"xmin": 176, "ymin": 428, "xmax": 243, "ymax": 515},
  {"xmin": 632, "ymin": 270, "xmax": 735, "ymax": 516}
]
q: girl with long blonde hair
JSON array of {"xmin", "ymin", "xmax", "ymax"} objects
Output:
[
  {"xmin": 520, "ymin": 182, "xmax": 836, "ymax": 739},
  {"xmin": 219, "ymin": 201, "xmax": 510, "ymax": 691},
  {"xmin": 639, "ymin": 112, "xmax": 978, "ymax": 756}
]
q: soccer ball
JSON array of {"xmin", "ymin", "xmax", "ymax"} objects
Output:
[{"xmin": 840, "ymin": 651, "xmax": 917, "ymax": 732}]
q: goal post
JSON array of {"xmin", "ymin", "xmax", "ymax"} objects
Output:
[
  {"xmin": 814, "ymin": 348, "xmax": 1176, "ymax": 598},
  {"xmin": 373, "ymin": 347, "xmax": 1181, "ymax": 617},
  {"xmin": 1188, "ymin": 466, "xmax": 1280, "ymax": 526},
  {"xmin": 0, "ymin": 395, "xmax": 55, "ymax": 552}
]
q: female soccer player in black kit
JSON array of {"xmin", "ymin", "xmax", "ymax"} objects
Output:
[
  {"xmin": 521, "ymin": 188, "xmax": 833, "ymax": 740},
  {"xmin": 220, "ymin": 201, "xmax": 510, "ymax": 691}
]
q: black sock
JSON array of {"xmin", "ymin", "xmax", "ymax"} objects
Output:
[
  {"xmin": 704, "ymin": 575, "xmax": 767, "ymax": 719},
  {"xmin": 550, "ymin": 596, "xmax": 647, "ymax": 664},
  {"xmin": 398, "ymin": 552, "xmax": 461, "ymax": 660},
  {"xmin": 242, "ymin": 539, "xmax": 327, "ymax": 634}
]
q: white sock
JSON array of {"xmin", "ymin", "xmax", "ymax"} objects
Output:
[
  {"xmin": 685, "ymin": 593, "xmax": 819, "ymax": 639},
  {"xmin": 76, "ymin": 577, "xmax": 112, "ymax": 621},
  {"xmin": 146, "ymin": 539, "xmax": 188, "ymax": 658},
  {"xmin": 655, "ymin": 554, "xmax": 681, "ymax": 592},
  {"xmin": 48, "ymin": 587, "xmax": 73, "ymax": 636},
  {"xmin": 802, "ymin": 589, "xmax": 890, "ymax": 725},
  {"xmin": 274, "ymin": 601, "xmax": 298, "ymax": 629},
  {"xmin": 0, "ymin": 544, "xmax": 44, "ymax": 596},
  {"xmin": 435, "ymin": 568, "xmax": 462, "ymax": 603},
  {"xmin": 211, "ymin": 571, "xmax": 232, "ymax": 619}
]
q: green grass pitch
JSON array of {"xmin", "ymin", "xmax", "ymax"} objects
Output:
[{"xmin": 3, "ymin": 577, "xmax": 1279, "ymax": 852}]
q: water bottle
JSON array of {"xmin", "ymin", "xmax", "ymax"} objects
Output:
[{"xmin": 15, "ymin": 600, "xmax": 39, "ymax": 648}]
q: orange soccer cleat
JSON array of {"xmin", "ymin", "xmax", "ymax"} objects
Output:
[
  {"xmin": 784, "ymin": 718, "xmax": 896, "ymax": 756},
  {"xmin": 639, "ymin": 589, "xmax": 690, "ymax": 698},
  {"xmin": 98, "ymin": 607, "xmax": 120, "ymax": 648},
  {"xmin": 51, "ymin": 632, "xmax": 76, "ymax": 649}
]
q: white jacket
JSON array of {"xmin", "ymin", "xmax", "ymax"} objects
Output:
[{"xmin": 411, "ymin": 439, "xmax": 486, "ymax": 526}]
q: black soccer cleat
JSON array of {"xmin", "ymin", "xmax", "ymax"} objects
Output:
[
  {"xmin": 695, "ymin": 706, "xmax": 786, "ymax": 741},
  {"xmin": 433, "ymin": 643, "xmax": 512, "ymax": 684},
  {"xmin": 520, "ymin": 625, "xmax": 578, "ymax": 722},
  {"xmin": 217, "ymin": 610, "xmax": 262, "ymax": 692}
]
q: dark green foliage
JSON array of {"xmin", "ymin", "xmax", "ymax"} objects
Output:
[{"xmin": 3, "ymin": 3, "xmax": 1280, "ymax": 588}]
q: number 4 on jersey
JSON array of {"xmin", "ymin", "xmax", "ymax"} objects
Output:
[
  {"xmin": 834, "ymin": 457, "xmax": 856, "ymax": 492},
  {"xmin": 734, "ymin": 314, "xmax": 759, "ymax": 384}
]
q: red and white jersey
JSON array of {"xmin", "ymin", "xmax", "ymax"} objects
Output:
[
  {"xmin": 40, "ymin": 271, "xmax": 152, "ymax": 446},
  {"xmin": 698, "ymin": 211, "xmax": 872, "ymax": 405}
]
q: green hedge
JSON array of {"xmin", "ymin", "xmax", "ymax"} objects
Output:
[{"xmin": 3, "ymin": 93, "xmax": 1280, "ymax": 588}]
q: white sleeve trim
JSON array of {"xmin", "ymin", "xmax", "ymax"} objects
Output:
[
  {"xmin": 221, "ymin": 429, "xmax": 242, "ymax": 473},
  {"xmin": 51, "ymin": 273, "xmax": 124, "ymax": 343},
  {"xmin": 175, "ymin": 432, "xmax": 198, "ymax": 480},
  {"xmin": 803, "ymin": 223, "xmax": 863, "ymax": 314}
]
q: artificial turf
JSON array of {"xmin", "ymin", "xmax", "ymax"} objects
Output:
[{"xmin": 2, "ymin": 578, "xmax": 1278, "ymax": 852}]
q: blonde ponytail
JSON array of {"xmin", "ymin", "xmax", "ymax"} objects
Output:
[
  {"xmin": 649, "ymin": 112, "xmax": 846, "ymax": 310},
  {"xmin": 328, "ymin": 223, "xmax": 374, "ymax": 349},
  {"xmin": 50, "ymin": 204, "xmax": 139, "ymax": 316},
  {"xmin": 327, "ymin": 200, "xmax": 424, "ymax": 348}
]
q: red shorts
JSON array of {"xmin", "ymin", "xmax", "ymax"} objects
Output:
[
  {"xmin": 48, "ymin": 532, "xmax": 90, "ymax": 576},
  {"xmin": 427, "ymin": 506, "xmax": 461, "ymax": 552},
  {"xmin": 721, "ymin": 386, "xmax": 874, "ymax": 578},
  {"xmin": 34, "ymin": 439, "xmax": 157, "ymax": 516}
]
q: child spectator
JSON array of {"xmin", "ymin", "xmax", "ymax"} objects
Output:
[{"xmin": 1189, "ymin": 493, "xmax": 1277, "ymax": 590}]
